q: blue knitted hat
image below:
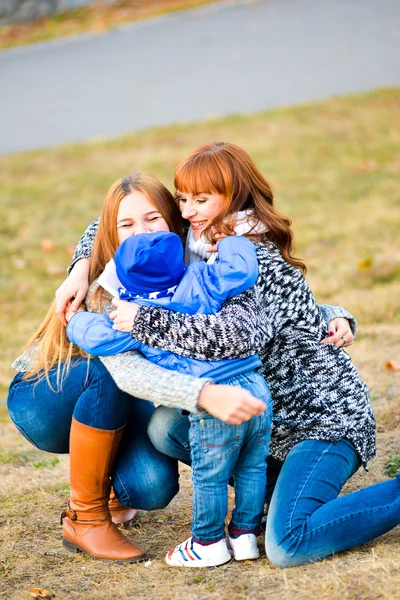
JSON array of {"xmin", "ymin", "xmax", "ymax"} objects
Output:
[{"xmin": 114, "ymin": 232, "xmax": 185, "ymax": 295}]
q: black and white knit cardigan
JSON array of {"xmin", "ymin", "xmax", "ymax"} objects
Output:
[{"xmin": 70, "ymin": 220, "xmax": 376, "ymax": 467}]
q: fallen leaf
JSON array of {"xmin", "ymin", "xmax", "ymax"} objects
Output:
[
  {"xmin": 358, "ymin": 257, "xmax": 373, "ymax": 270},
  {"xmin": 29, "ymin": 588, "xmax": 55, "ymax": 599},
  {"xmin": 318, "ymin": 144, "xmax": 330, "ymax": 155},
  {"xmin": 385, "ymin": 361, "xmax": 400, "ymax": 371},
  {"xmin": 41, "ymin": 239, "xmax": 55, "ymax": 251}
]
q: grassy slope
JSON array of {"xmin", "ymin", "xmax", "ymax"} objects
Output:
[
  {"xmin": 0, "ymin": 0, "xmax": 222, "ymax": 50},
  {"xmin": 1, "ymin": 89, "xmax": 399, "ymax": 599}
]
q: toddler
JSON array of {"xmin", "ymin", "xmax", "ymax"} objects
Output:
[{"xmin": 67, "ymin": 231, "xmax": 272, "ymax": 567}]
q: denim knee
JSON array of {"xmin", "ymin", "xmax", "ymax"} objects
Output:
[
  {"xmin": 147, "ymin": 406, "xmax": 190, "ymax": 463},
  {"xmin": 144, "ymin": 474, "xmax": 179, "ymax": 510},
  {"xmin": 141, "ymin": 460, "xmax": 179, "ymax": 510},
  {"xmin": 147, "ymin": 407, "xmax": 174, "ymax": 455},
  {"xmin": 265, "ymin": 537, "xmax": 305, "ymax": 568},
  {"xmin": 113, "ymin": 462, "xmax": 179, "ymax": 511},
  {"xmin": 7, "ymin": 372, "xmax": 71, "ymax": 452}
]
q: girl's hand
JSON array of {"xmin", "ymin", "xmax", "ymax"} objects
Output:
[
  {"xmin": 321, "ymin": 317, "xmax": 354, "ymax": 349},
  {"xmin": 110, "ymin": 297, "xmax": 139, "ymax": 332},
  {"xmin": 198, "ymin": 384, "xmax": 266, "ymax": 425},
  {"xmin": 55, "ymin": 259, "xmax": 90, "ymax": 326},
  {"xmin": 65, "ymin": 302, "xmax": 85, "ymax": 323}
]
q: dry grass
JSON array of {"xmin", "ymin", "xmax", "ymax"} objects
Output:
[
  {"xmin": 0, "ymin": 411, "xmax": 399, "ymax": 600},
  {"xmin": 0, "ymin": 0, "xmax": 223, "ymax": 51},
  {"xmin": 0, "ymin": 89, "xmax": 399, "ymax": 598}
]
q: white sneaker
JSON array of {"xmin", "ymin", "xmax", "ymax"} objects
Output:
[
  {"xmin": 228, "ymin": 533, "xmax": 260, "ymax": 561},
  {"xmin": 166, "ymin": 536, "xmax": 232, "ymax": 568}
]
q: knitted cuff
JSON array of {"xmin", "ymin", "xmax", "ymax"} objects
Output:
[{"xmin": 319, "ymin": 304, "xmax": 358, "ymax": 338}]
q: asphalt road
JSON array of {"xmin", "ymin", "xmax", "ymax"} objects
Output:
[{"xmin": 1, "ymin": 0, "xmax": 399, "ymax": 155}]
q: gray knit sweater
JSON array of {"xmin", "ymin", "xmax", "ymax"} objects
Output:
[{"xmin": 70, "ymin": 220, "xmax": 375, "ymax": 466}]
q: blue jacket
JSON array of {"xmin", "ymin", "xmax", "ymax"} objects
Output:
[{"xmin": 67, "ymin": 235, "xmax": 262, "ymax": 382}]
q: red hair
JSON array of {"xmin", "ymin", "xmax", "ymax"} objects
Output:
[{"xmin": 174, "ymin": 142, "xmax": 306, "ymax": 273}]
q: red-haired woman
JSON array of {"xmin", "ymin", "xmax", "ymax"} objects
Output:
[{"xmin": 67, "ymin": 143, "xmax": 399, "ymax": 567}]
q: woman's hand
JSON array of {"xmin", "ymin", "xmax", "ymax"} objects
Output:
[
  {"xmin": 198, "ymin": 384, "xmax": 266, "ymax": 425},
  {"xmin": 321, "ymin": 317, "xmax": 354, "ymax": 348},
  {"xmin": 55, "ymin": 259, "xmax": 90, "ymax": 326},
  {"xmin": 110, "ymin": 297, "xmax": 139, "ymax": 332}
]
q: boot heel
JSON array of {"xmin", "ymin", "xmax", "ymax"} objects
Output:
[{"xmin": 63, "ymin": 538, "xmax": 82, "ymax": 553}]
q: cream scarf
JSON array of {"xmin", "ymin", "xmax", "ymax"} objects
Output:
[{"xmin": 184, "ymin": 210, "xmax": 268, "ymax": 265}]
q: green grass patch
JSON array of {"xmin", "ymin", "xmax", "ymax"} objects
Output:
[
  {"xmin": 387, "ymin": 455, "xmax": 400, "ymax": 477},
  {"xmin": 0, "ymin": 0, "xmax": 221, "ymax": 51},
  {"xmin": 53, "ymin": 484, "xmax": 70, "ymax": 494},
  {"xmin": 0, "ymin": 450, "xmax": 39, "ymax": 466},
  {"xmin": 32, "ymin": 457, "xmax": 60, "ymax": 469}
]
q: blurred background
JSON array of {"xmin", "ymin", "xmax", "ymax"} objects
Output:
[
  {"xmin": 0, "ymin": 2, "xmax": 399, "ymax": 599},
  {"xmin": 1, "ymin": 0, "xmax": 400, "ymax": 154}
]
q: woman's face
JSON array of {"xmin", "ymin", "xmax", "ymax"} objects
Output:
[
  {"xmin": 176, "ymin": 191, "xmax": 225, "ymax": 241},
  {"xmin": 117, "ymin": 190, "xmax": 170, "ymax": 244}
]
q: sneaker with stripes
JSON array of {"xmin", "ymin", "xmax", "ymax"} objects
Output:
[
  {"xmin": 165, "ymin": 536, "xmax": 232, "ymax": 568},
  {"xmin": 227, "ymin": 533, "xmax": 260, "ymax": 561}
]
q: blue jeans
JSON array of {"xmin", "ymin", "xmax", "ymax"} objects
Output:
[
  {"xmin": 148, "ymin": 413, "xmax": 400, "ymax": 564},
  {"xmin": 265, "ymin": 439, "xmax": 400, "ymax": 567},
  {"xmin": 148, "ymin": 405, "xmax": 281, "ymax": 500},
  {"xmin": 189, "ymin": 371, "xmax": 272, "ymax": 542},
  {"xmin": 7, "ymin": 358, "xmax": 179, "ymax": 510}
]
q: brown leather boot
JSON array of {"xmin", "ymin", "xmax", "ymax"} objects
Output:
[
  {"xmin": 61, "ymin": 417, "xmax": 146, "ymax": 563},
  {"xmin": 109, "ymin": 488, "xmax": 139, "ymax": 529}
]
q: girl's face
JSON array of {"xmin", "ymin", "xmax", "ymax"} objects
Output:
[
  {"xmin": 117, "ymin": 190, "xmax": 170, "ymax": 244},
  {"xmin": 176, "ymin": 191, "xmax": 225, "ymax": 241}
]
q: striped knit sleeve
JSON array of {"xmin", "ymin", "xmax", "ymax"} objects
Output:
[
  {"xmin": 130, "ymin": 244, "xmax": 357, "ymax": 360},
  {"xmin": 131, "ymin": 286, "xmax": 265, "ymax": 361},
  {"xmin": 67, "ymin": 218, "xmax": 100, "ymax": 273}
]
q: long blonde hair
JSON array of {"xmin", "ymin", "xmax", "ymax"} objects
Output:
[
  {"xmin": 174, "ymin": 142, "xmax": 306, "ymax": 273},
  {"xmin": 22, "ymin": 173, "xmax": 182, "ymax": 387}
]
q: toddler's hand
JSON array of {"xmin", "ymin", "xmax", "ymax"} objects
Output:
[
  {"xmin": 110, "ymin": 297, "xmax": 140, "ymax": 332},
  {"xmin": 206, "ymin": 227, "xmax": 229, "ymax": 253}
]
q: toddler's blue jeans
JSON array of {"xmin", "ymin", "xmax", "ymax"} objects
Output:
[
  {"xmin": 148, "ymin": 411, "xmax": 400, "ymax": 564},
  {"xmin": 189, "ymin": 370, "xmax": 273, "ymax": 543}
]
